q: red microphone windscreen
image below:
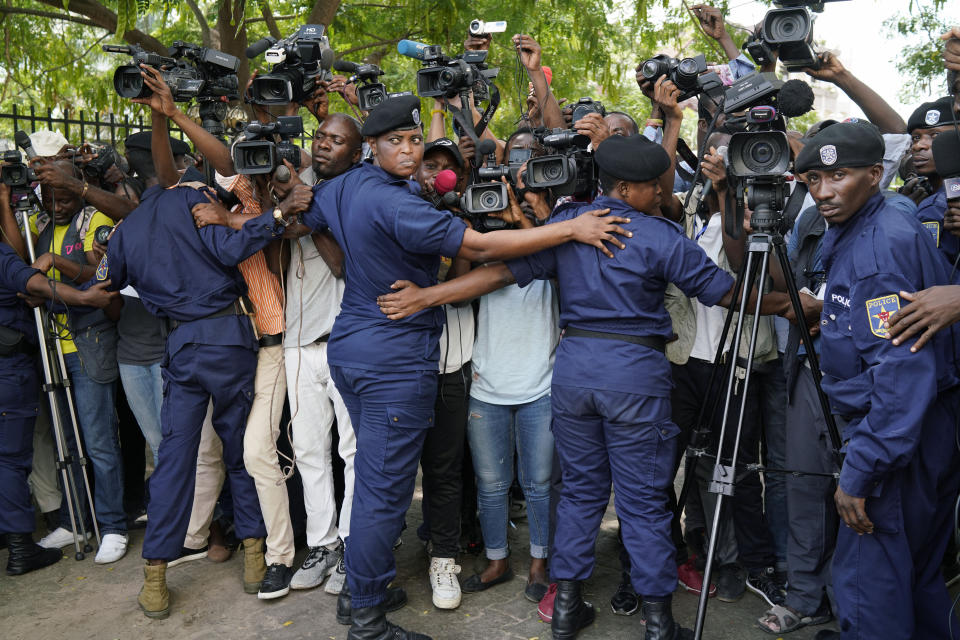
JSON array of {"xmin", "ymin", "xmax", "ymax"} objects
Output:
[{"xmin": 434, "ymin": 169, "xmax": 458, "ymax": 194}]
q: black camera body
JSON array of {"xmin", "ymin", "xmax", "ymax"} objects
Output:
[
  {"xmin": 1, "ymin": 149, "xmax": 36, "ymax": 188},
  {"xmin": 247, "ymin": 24, "xmax": 334, "ymax": 105},
  {"xmin": 232, "ymin": 116, "xmax": 304, "ymax": 175},
  {"xmin": 81, "ymin": 143, "xmax": 125, "ymax": 184},
  {"xmin": 639, "ymin": 53, "xmax": 721, "ymax": 102},
  {"xmin": 104, "ymin": 42, "xmax": 240, "ymax": 102},
  {"xmin": 352, "ymin": 64, "xmax": 387, "ymax": 111},
  {"xmin": 93, "ymin": 224, "xmax": 114, "ymax": 247},
  {"xmin": 526, "ymin": 129, "xmax": 595, "ymax": 197},
  {"xmin": 723, "ymin": 72, "xmax": 783, "ymax": 114},
  {"xmin": 416, "ymin": 48, "xmax": 499, "ymax": 102},
  {"xmin": 571, "ymin": 98, "xmax": 606, "ymax": 124},
  {"xmin": 761, "ymin": 8, "xmax": 819, "ymax": 71},
  {"xmin": 460, "ymin": 182, "xmax": 508, "ymax": 216}
]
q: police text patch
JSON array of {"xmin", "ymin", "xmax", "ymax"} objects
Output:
[
  {"xmin": 95, "ymin": 255, "xmax": 109, "ymax": 281},
  {"xmin": 866, "ymin": 294, "xmax": 900, "ymax": 338},
  {"xmin": 922, "ymin": 221, "xmax": 940, "ymax": 247}
]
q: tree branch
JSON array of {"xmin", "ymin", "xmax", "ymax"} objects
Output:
[
  {"xmin": 34, "ymin": 0, "xmax": 167, "ymax": 54},
  {"xmin": 0, "ymin": 6, "xmax": 98, "ymax": 28},
  {"xmin": 183, "ymin": 0, "xmax": 212, "ymax": 48},
  {"xmin": 260, "ymin": 4, "xmax": 282, "ymax": 40},
  {"xmin": 244, "ymin": 14, "xmax": 297, "ymax": 25},
  {"xmin": 337, "ymin": 37, "xmax": 408, "ymax": 59}
]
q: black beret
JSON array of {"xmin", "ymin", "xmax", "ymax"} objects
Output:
[
  {"xmin": 907, "ymin": 97, "xmax": 959, "ymax": 132},
  {"xmin": 932, "ymin": 129, "xmax": 960, "ymax": 181},
  {"xmin": 595, "ymin": 134, "xmax": 670, "ymax": 182},
  {"xmin": 124, "ymin": 131, "xmax": 192, "ymax": 156},
  {"xmin": 360, "ymin": 94, "xmax": 422, "ymax": 137},
  {"xmin": 423, "ymin": 137, "xmax": 464, "ymax": 168},
  {"xmin": 795, "ymin": 121, "xmax": 883, "ymax": 173}
]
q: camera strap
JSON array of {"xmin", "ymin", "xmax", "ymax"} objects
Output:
[{"xmin": 781, "ymin": 181, "xmax": 809, "ymax": 232}]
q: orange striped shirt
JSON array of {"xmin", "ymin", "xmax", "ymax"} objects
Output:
[{"xmin": 226, "ymin": 175, "xmax": 285, "ymax": 336}]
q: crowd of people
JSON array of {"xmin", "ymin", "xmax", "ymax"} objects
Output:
[{"xmin": 2, "ymin": 5, "xmax": 960, "ymax": 640}]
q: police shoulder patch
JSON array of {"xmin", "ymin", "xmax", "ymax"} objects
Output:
[
  {"xmin": 922, "ymin": 220, "xmax": 941, "ymax": 247},
  {"xmin": 95, "ymin": 255, "xmax": 109, "ymax": 281},
  {"xmin": 866, "ymin": 294, "xmax": 900, "ymax": 338}
]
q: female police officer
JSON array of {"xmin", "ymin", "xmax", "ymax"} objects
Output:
[
  {"xmin": 300, "ymin": 94, "xmax": 631, "ymax": 640},
  {"xmin": 374, "ymin": 134, "xmax": 801, "ymax": 640},
  {"xmin": 0, "ymin": 238, "xmax": 115, "ymax": 575}
]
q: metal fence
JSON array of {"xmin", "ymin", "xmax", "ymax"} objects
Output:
[{"xmin": 0, "ymin": 105, "xmax": 313, "ymax": 151}]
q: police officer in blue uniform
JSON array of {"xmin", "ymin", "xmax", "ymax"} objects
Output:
[
  {"xmin": 375, "ymin": 134, "xmax": 800, "ymax": 640},
  {"xmin": 0, "ymin": 241, "xmax": 115, "ymax": 575},
  {"xmin": 795, "ymin": 121, "xmax": 960, "ymax": 640},
  {"xmin": 907, "ymin": 97, "xmax": 960, "ymax": 270},
  {"xmin": 300, "ymin": 94, "xmax": 632, "ymax": 640},
  {"xmin": 93, "ymin": 125, "xmax": 311, "ymax": 617}
]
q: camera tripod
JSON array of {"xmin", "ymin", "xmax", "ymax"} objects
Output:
[
  {"xmin": 14, "ymin": 193, "xmax": 101, "ymax": 560},
  {"xmin": 674, "ymin": 201, "xmax": 843, "ymax": 639}
]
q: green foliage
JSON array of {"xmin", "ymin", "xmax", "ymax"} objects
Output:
[{"xmin": 883, "ymin": 0, "xmax": 958, "ymax": 103}]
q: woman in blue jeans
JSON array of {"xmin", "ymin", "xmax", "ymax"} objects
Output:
[{"xmin": 461, "ymin": 277, "xmax": 559, "ymax": 603}]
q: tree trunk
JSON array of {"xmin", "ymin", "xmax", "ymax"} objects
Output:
[
  {"xmin": 307, "ymin": 0, "xmax": 342, "ymax": 28},
  {"xmin": 35, "ymin": 0, "xmax": 166, "ymax": 53},
  {"xmin": 216, "ymin": 0, "xmax": 251, "ymax": 100}
]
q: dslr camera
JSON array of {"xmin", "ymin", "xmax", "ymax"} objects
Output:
[
  {"xmin": 79, "ymin": 143, "xmax": 127, "ymax": 185},
  {"xmin": 525, "ymin": 129, "xmax": 595, "ymax": 198},
  {"xmin": 1, "ymin": 149, "xmax": 36, "ymax": 189},
  {"xmin": 570, "ymin": 98, "xmax": 606, "ymax": 124},
  {"xmin": 333, "ymin": 59, "xmax": 387, "ymax": 111},
  {"xmin": 639, "ymin": 53, "xmax": 723, "ymax": 102},
  {"xmin": 104, "ymin": 41, "xmax": 240, "ymax": 101},
  {"xmin": 246, "ymin": 25, "xmax": 334, "ymax": 105},
  {"xmin": 231, "ymin": 116, "xmax": 304, "ymax": 175}
]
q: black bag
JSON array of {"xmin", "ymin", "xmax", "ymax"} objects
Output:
[{"xmin": 0, "ymin": 324, "xmax": 29, "ymax": 357}]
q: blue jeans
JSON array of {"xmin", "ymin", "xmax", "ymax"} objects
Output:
[
  {"xmin": 57, "ymin": 351, "xmax": 126, "ymax": 536},
  {"xmin": 468, "ymin": 394, "xmax": 553, "ymax": 560},
  {"xmin": 119, "ymin": 362, "xmax": 163, "ymax": 467}
]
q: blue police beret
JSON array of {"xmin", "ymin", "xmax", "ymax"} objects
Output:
[
  {"xmin": 360, "ymin": 94, "xmax": 423, "ymax": 137},
  {"xmin": 795, "ymin": 121, "xmax": 883, "ymax": 173},
  {"xmin": 124, "ymin": 131, "xmax": 192, "ymax": 156},
  {"xmin": 595, "ymin": 134, "xmax": 670, "ymax": 182},
  {"xmin": 907, "ymin": 97, "xmax": 959, "ymax": 132}
]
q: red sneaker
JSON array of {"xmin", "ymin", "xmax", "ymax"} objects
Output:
[
  {"xmin": 678, "ymin": 558, "xmax": 717, "ymax": 597},
  {"xmin": 537, "ymin": 582, "xmax": 558, "ymax": 622}
]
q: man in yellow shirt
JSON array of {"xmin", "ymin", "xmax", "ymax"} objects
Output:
[{"xmin": 27, "ymin": 159, "xmax": 128, "ymax": 564}]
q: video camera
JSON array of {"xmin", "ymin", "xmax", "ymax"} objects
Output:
[
  {"xmin": 398, "ymin": 40, "xmax": 500, "ymax": 103},
  {"xmin": 333, "ymin": 59, "xmax": 387, "ymax": 111},
  {"xmin": 744, "ymin": 1, "xmax": 849, "ymax": 71},
  {"xmin": 103, "ymin": 41, "xmax": 240, "ymax": 102},
  {"xmin": 245, "ymin": 25, "xmax": 334, "ymax": 105},
  {"xmin": 1, "ymin": 149, "xmax": 36, "ymax": 189},
  {"xmin": 231, "ymin": 116, "xmax": 304, "ymax": 175},
  {"xmin": 525, "ymin": 129, "xmax": 595, "ymax": 198},
  {"xmin": 469, "ymin": 19, "xmax": 507, "ymax": 36},
  {"xmin": 78, "ymin": 142, "xmax": 127, "ymax": 185},
  {"xmin": 638, "ymin": 53, "xmax": 724, "ymax": 103}
]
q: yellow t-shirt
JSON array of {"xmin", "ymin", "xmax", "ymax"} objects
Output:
[{"xmin": 30, "ymin": 210, "xmax": 114, "ymax": 354}]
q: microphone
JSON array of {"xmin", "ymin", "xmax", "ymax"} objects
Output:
[
  {"xmin": 274, "ymin": 164, "xmax": 292, "ymax": 184},
  {"xmin": 700, "ymin": 145, "xmax": 728, "ymax": 202},
  {"xmin": 246, "ymin": 36, "xmax": 277, "ymax": 59},
  {"xmin": 333, "ymin": 59, "xmax": 358, "ymax": 73},
  {"xmin": 397, "ymin": 39, "xmax": 435, "ymax": 61},
  {"xmin": 932, "ymin": 129, "xmax": 960, "ymax": 201},
  {"xmin": 319, "ymin": 47, "xmax": 335, "ymax": 71},
  {"xmin": 476, "ymin": 139, "xmax": 496, "ymax": 157},
  {"xmin": 778, "ymin": 79, "xmax": 815, "ymax": 119},
  {"xmin": 15, "ymin": 130, "xmax": 37, "ymax": 160},
  {"xmin": 434, "ymin": 169, "xmax": 459, "ymax": 208}
]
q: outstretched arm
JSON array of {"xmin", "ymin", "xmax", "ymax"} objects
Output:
[{"xmin": 377, "ymin": 263, "xmax": 516, "ymax": 320}]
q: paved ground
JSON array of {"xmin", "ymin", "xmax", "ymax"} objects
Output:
[{"xmin": 1, "ymin": 483, "xmax": 833, "ymax": 640}]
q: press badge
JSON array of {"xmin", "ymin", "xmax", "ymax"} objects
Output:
[
  {"xmin": 922, "ymin": 221, "xmax": 940, "ymax": 247},
  {"xmin": 866, "ymin": 294, "xmax": 900, "ymax": 338}
]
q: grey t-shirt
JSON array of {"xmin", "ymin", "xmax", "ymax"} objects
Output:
[{"xmin": 116, "ymin": 294, "xmax": 165, "ymax": 366}]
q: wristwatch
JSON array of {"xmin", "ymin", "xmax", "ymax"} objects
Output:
[{"xmin": 272, "ymin": 206, "xmax": 291, "ymax": 227}]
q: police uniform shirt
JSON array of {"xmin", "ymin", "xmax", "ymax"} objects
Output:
[
  {"xmin": 302, "ymin": 161, "xmax": 468, "ymax": 373},
  {"xmin": 819, "ymin": 191, "xmax": 959, "ymax": 498},
  {"xmin": 915, "ymin": 187, "xmax": 959, "ymax": 271},
  {"xmin": 98, "ymin": 183, "xmax": 285, "ymax": 358},
  {"xmin": 505, "ymin": 195, "xmax": 734, "ymax": 400},
  {"xmin": 0, "ymin": 243, "xmax": 39, "ymax": 346}
]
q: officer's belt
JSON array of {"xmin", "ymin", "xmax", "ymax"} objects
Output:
[
  {"xmin": 259, "ymin": 332, "xmax": 283, "ymax": 348},
  {"xmin": 563, "ymin": 327, "xmax": 665, "ymax": 354},
  {"xmin": 168, "ymin": 296, "xmax": 254, "ymax": 332}
]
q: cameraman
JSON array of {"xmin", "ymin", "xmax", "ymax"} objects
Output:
[
  {"xmin": 32, "ymin": 146, "xmax": 136, "ymax": 221},
  {"xmin": 514, "ymin": 34, "xmax": 566, "ymax": 131}
]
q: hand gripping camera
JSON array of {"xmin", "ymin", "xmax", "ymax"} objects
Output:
[
  {"xmin": 104, "ymin": 41, "xmax": 240, "ymax": 102},
  {"xmin": 638, "ymin": 53, "xmax": 723, "ymax": 102},
  {"xmin": 333, "ymin": 59, "xmax": 387, "ymax": 111},
  {"xmin": 231, "ymin": 116, "xmax": 304, "ymax": 175},
  {"xmin": 245, "ymin": 25, "xmax": 335, "ymax": 105}
]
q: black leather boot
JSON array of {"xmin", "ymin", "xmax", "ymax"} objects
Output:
[
  {"xmin": 642, "ymin": 599, "xmax": 693, "ymax": 640},
  {"xmin": 551, "ymin": 579, "xmax": 595, "ymax": 639},
  {"xmin": 5, "ymin": 533, "xmax": 62, "ymax": 576},
  {"xmin": 337, "ymin": 580, "xmax": 409, "ymax": 625},
  {"xmin": 346, "ymin": 604, "xmax": 432, "ymax": 640}
]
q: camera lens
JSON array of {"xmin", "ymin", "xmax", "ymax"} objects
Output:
[
  {"xmin": 768, "ymin": 12, "xmax": 809, "ymax": 43},
  {"xmin": 478, "ymin": 189, "xmax": 501, "ymax": 210},
  {"xmin": 114, "ymin": 66, "xmax": 148, "ymax": 99},
  {"xmin": 368, "ymin": 92, "xmax": 384, "ymax": 107},
  {"xmin": 541, "ymin": 161, "xmax": 563, "ymax": 182},
  {"xmin": 641, "ymin": 60, "xmax": 664, "ymax": 80},
  {"xmin": 743, "ymin": 139, "xmax": 778, "ymax": 173}
]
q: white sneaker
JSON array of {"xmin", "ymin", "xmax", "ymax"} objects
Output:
[
  {"xmin": 38, "ymin": 527, "xmax": 90, "ymax": 549},
  {"xmin": 94, "ymin": 533, "xmax": 129, "ymax": 564},
  {"xmin": 429, "ymin": 557, "xmax": 462, "ymax": 609}
]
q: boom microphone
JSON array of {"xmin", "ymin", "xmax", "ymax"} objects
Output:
[
  {"xmin": 476, "ymin": 139, "xmax": 497, "ymax": 158},
  {"xmin": 397, "ymin": 39, "xmax": 434, "ymax": 61},
  {"xmin": 15, "ymin": 130, "xmax": 37, "ymax": 160},
  {"xmin": 778, "ymin": 79, "xmax": 815, "ymax": 119},
  {"xmin": 333, "ymin": 59, "xmax": 359, "ymax": 73},
  {"xmin": 245, "ymin": 36, "xmax": 277, "ymax": 59}
]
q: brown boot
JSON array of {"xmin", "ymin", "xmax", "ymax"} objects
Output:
[
  {"xmin": 137, "ymin": 562, "xmax": 170, "ymax": 619},
  {"xmin": 207, "ymin": 519, "xmax": 233, "ymax": 563},
  {"xmin": 242, "ymin": 537, "xmax": 266, "ymax": 594}
]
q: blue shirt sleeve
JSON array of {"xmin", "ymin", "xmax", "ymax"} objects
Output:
[
  {"xmin": 303, "ymin": 181, "xmax": 332, "ymax": 232},
  {"xmin": 392, "ymin": 195, "xmax": 467, "ymax": 258},
  {"xmin": 661, "ymin": 232, "xmax": 734, "ymax": 306},
  {"xmin": 505, "ymin": 248, "xmax": 559, "ymax": 287},
  {"xmin": 0, "ymin": 244, "xmax": 39, "ymax": 293},
  {"xmin": 643, "ymin": 126, "xmax": 663, "ymax": 144},
  {"xmin": 729, "ymin": 53, "xmax": 756, "ymax": 81},
  {"xmin": 193, "ymin": 188, "xmax": 284, "ymax": 266}
]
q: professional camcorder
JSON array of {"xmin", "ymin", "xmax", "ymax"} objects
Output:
[
  {"xmin": 744, "ymin": 1, "xmax": 849, "ymax": 70},
  {"xmin": 333, "ymin": 59, "xmax": 387, "ymax": 111},
  {"xmin": 245, "ymin": 25, "xmax": 334, "ymax": 105},
  {"xmin": 398, "ymin": 40, "xmax": 499, "ymax": 103},
  {"xmin": 1, "ymin": 149, "xmax": 36, "ymax": 189},
  {"xmin": 526, "ymin": 129, "xmax": 595, "ymax": 197},
  {"xmin": 103, "ymin": 41, "xmax": 240, "ymax": 101},
  {"xmin": 231, "ymin": 116, "xmax": 304, "ymax": 174}
]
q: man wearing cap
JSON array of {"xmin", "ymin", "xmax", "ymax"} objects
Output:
[
  {"xmin": 300, "ymin": 94, "xmax": 632, "ymax": 640},
  {"xmin": 906, "ymin": 96, "xmax": 960, "ymax": 270},
  {"xmin": 794, "ymin": 121, "xmax": 960, "ymax": 639},
  {"xmin": 375, "ymin": 133, "xmax": 800, "ymax": 640}
]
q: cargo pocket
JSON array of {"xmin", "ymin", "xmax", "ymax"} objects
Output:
[
  {"xmin": 648, "ymin": 421, "xmax": 682, "ymax": 491},
  {"xmin": 380, "ymin": 405, "xmax": 433, "ymax": 475}
]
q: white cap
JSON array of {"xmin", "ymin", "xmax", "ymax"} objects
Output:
[{"xmin": 29, "ymin": 130, "xmax": 69, "ymax": 157}]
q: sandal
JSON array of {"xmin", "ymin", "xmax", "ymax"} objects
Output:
[{"xmin": 758, "ymin": 604, "xmax": 832, "ymax": 635}]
